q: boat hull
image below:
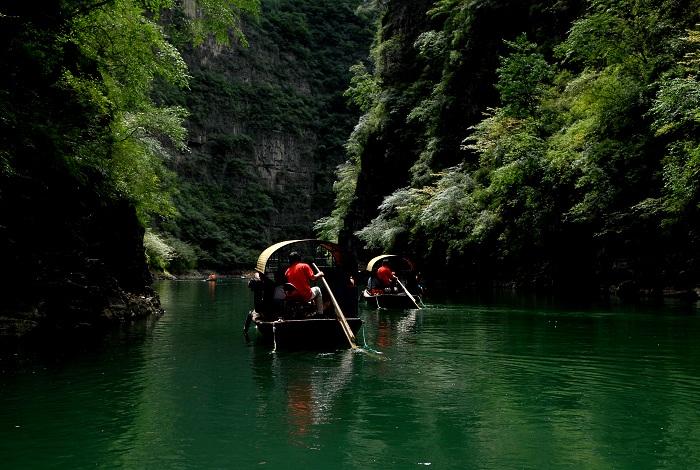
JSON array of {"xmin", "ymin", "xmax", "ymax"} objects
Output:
[
  {"xmin": 362, "ymin": 289, "xmax": 421, "ymax": 309},
  {"xmin": 247, "ymin": 310, "xmax": 363, "ymax": 350}
]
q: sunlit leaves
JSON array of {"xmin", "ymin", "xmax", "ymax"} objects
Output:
[
  {"xmin": 315, "ymin": 159, "xmax": 360, "ymax": 242},
  {"xmin": 323, "ymin": 0, "xmax": 700, "ymax": 289},
  {"xmin": 109, "ymin": 118, "xmax": 180, "ymax": 220},
  {"xmin": 53, "ymin": 0, "xmax": 259, "ymax": 222},
  {"xmin": 651, "ymin": 25, "xmax": 700, "ymax": 219},
  {"xmin": 355, "ymin": 187, "xmax": 424, "ymax": 250},
  {"xmin": 356, "ymin": 33, "xmax": 561, "ymax": 256},
  {"xmin": 61, "ymin": 0, "xmax": 190, "ymax": 221},
  {"xmin": 680, "ymin": 28, "xmax": 700, "ymax": 73},
  {"xmin": 495, "ymin": 33, "xmax": 555, "ymax": 117},
  {"xmin": 662, "ymin": 143, "xmax": 700, "ymax": 213},
  {"xmin": 557, "ymin": 0, "xmax": 690, "ymax": 79},
  {"xmin": 344, "ymin": 63, "xmax": 380, "ymax": 112},
  {"xmin": 354, "ymin": 213, "xmax": 405, "ymax": 250},
  {"xmin": 144, "ymin": 229, "xmax": 176, "ymax": 270},
  {"xmin": 421, "ymin": 166, "xmax": 475, "ymax": 228},
  {"xmin": 651, "ymin": 78, "xmax": 700, "ymax": 135},
  {"xmin": 188, "ymin": 0, "xmax": 260, "ymax": 46}
]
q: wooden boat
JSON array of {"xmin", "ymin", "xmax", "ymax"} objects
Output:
[
  {"xmin": 362, "ymin": 289, "xmax": 421, "ymax": 309},
  {"xmin": 246, "ymin": 310, "xmax": 363, "ymax": 350},
  {"xmin": 362, "ymin": 254, "xmax": 423, "ymax": 309},
  {"xmin": 244, "ymin": 239, "xmax": 362, "ymax": 350}
]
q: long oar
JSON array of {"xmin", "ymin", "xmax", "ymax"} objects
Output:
[
  {"xmin": 396, "ymin": 278, "xmax": 422, "ymax": 309},
  {"xmin": 312, "ymin": 263, "xmax": 357, "ymax": 349}
]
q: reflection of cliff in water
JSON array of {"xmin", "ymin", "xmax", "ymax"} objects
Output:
[
  {"xmin": 249, "ymin": 348, "xmax": 356, "ymax": 449},
  {"xmin": 0, "ymin": 312, "xmax": 164, "ymax": 468}
]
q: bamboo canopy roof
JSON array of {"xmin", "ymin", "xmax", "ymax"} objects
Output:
[{"xmin": 255, "ymin": 239, "xmax": 355, "ymax": 275}]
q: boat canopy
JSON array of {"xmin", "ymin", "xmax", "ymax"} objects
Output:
[
  {"xmin": 255, "ymin": 239, "xmax": 355, "ymax": 275},
  {"xmin": 365, "ymin": 254, "xmax": 416, "ymax": 273}
]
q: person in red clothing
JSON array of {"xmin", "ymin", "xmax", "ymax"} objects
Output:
[
  {"xmin": 285, "ymin": 251, "xmax": 325, "ymax": 316},
  {"xmin": 376, "ymin": 258, "xmax": 397, "ymax": 291}
]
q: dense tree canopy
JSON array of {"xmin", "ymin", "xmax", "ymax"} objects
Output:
[
  {"xmin": 1, "ymin": 0, "xmax": 258, "ymax": 222},
  {"xmin": 5, "ymin": 0, "xmax": 700, "ymax": 297},
  {"xmin": 147, "ymin": 0, "xmax": 376, "ymax": 273},
  {"xmin": 0, "ymin": 0, "xmax": 257, "ymax": 326},
  {"xmin": 325, "ymin": 0, "xmax": 700, "ymax": 294}
]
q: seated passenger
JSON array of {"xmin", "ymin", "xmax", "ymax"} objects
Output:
[{"xmin": 285, "ymin": 251, "xmax": 324, "ymax": 316}]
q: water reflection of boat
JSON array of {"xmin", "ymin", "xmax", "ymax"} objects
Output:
[
  {"xmin": 362, "ymin": 254, "xmax": 423, "ymax": 309},
  {"xmin": 250, "ymin": 348, "xmax": 356, "ymax": 449},
  {"xmin": 363, "ymin": 290, "xmax": 421, "ymax": 309},
  {"xmin": 244, "ymin": 239, "xmax": 362, "ymax": 350},
  {"xmin": 361, "ymin": 307, "xmax": 422, "ymax": 348}
]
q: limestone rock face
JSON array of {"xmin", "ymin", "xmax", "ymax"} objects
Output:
[
  {"xmin": 174, "ymin": 58, "xmax": 321, "ymax": 237},
  {"xmin": 0, "ymin": 172, "xmax": 163, "ymax": 338},
  {"xmin": 163, "ymin": 3, "xmax": 375, "ymax": 252}
]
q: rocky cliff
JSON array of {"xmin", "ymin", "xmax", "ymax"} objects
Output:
[
  {"xmin": 0, "ymin": 168, "xmax": 162, "ymax": 338},
  {"xmin": 154, "ymin": 0, "xmax": 375, "ymax": 269}
]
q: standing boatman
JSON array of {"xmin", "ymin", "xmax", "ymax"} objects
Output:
[{"xmin": 376, "ymin": 258, "xmax": 397, "ymax": 292}]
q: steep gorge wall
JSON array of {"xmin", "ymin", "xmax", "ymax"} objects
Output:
[
  {"xmin": 184, "ymin": 32, "xmax": 318, "ymax": 200},
  {"xmin": 341, "ymin": 0, "xmax": 584, "ymax": 265},
  {"xmin": 340, "ymin": 0, "xmax": 437, "ymax": 258},
  {"xmin": 0, "ymin": 4, "xmax": 164, "ymax": 338},
  {"xmin": 159, "ymin": 0, "xmax": 375, "ymax": 265}
]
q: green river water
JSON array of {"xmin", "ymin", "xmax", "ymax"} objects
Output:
[{"xmin": 2, "ymin": 279, "xmax": 700, "ymax": 469}]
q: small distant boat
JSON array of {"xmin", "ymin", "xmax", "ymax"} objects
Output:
[
  {"xmin": 206, "ymin": 274, "xmax": 217, "ymax": 282},
  {"xmin": 362, "ymin": 254, "xmax": 423, "ymax": 309},
  {"xmin": 244, "ymin": 239, "xmax": 362, "ymax": 350}
]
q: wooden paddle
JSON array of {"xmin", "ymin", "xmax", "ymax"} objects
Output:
[
  {"xmin": 396, "ymin": 278, "xmax": 422, "ymax": 309},
  {"xmin": 312, "ymin": 263, "xmax": 357, "ymax": 349}
]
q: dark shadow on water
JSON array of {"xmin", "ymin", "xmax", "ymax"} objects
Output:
[
  {"xmin": 424, "ymin": 286, "xmax": 700, "ymax": 316},
  {"xmin": 0, "ymin": 314, "xmax": 162, "ymax": 372}
]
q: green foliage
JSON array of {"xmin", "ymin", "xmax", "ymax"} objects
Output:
[
  {"xmin": 1, "ymin": 0, "xmax": 259, "ymax": 225},
  {"xmin": 314, "ymin": 159, "xmax": 360, "ymax": 241},
  {"xmin": 151, "ymin": 0, "xmax": 375, "ymax": 268},
  {"xmin": 344, "ymin": 63, "xmax": 380, "ymax": 112},
  {"xmin": 83, "ymin": 0, "xmax": 255, "ymax": 223},
  {"xmin": 650, "ymin": 26, "xmax": 700, "ymax": 223},
  {"xmin": 188, "ymin": 0, "xmax": 259, "ymax": 46},
  {"xmin": 144, "ymin": 228, "xmax": 198, "ymax": 272},
  {"xmin": 159, "ymin": 179, "xmax": 275, "ymax": 271},
  {"xmin": 355, "ymin": 187, "xmax": 426, "ymax": 250},
  {"xmin": 359, "ymin": 32, "xmax": 560, "ymax": 261},
  {"xmin": 495, "ymin": 34, "xmax": 556, "ymax": 117},
  {"xmin": 144, "ymin": 229, "xmax": 176, "ymax": 271},
  {"xmin": 555, "ymin": 0, "xmax": 695, "ymax": 79},
  {"xmin": 344, "ymin": 0, "xmax": 700, "ymax": 289}
]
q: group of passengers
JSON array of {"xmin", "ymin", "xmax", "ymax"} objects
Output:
[
  {"xmin": 249, "ymin": 251, "xmax": 357, "ymax": 320},
  {"xmin": 367, "ymin": 259, "xmax": 423, "ymax": 297},
  {"xmin": 249, "ymin": 254, "xmax": 421, "ymax": 319}
]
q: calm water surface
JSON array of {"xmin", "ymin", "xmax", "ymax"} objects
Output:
[{"xmin": 2, "ymin": 279, "xmax": 700, "ymax": 469}]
